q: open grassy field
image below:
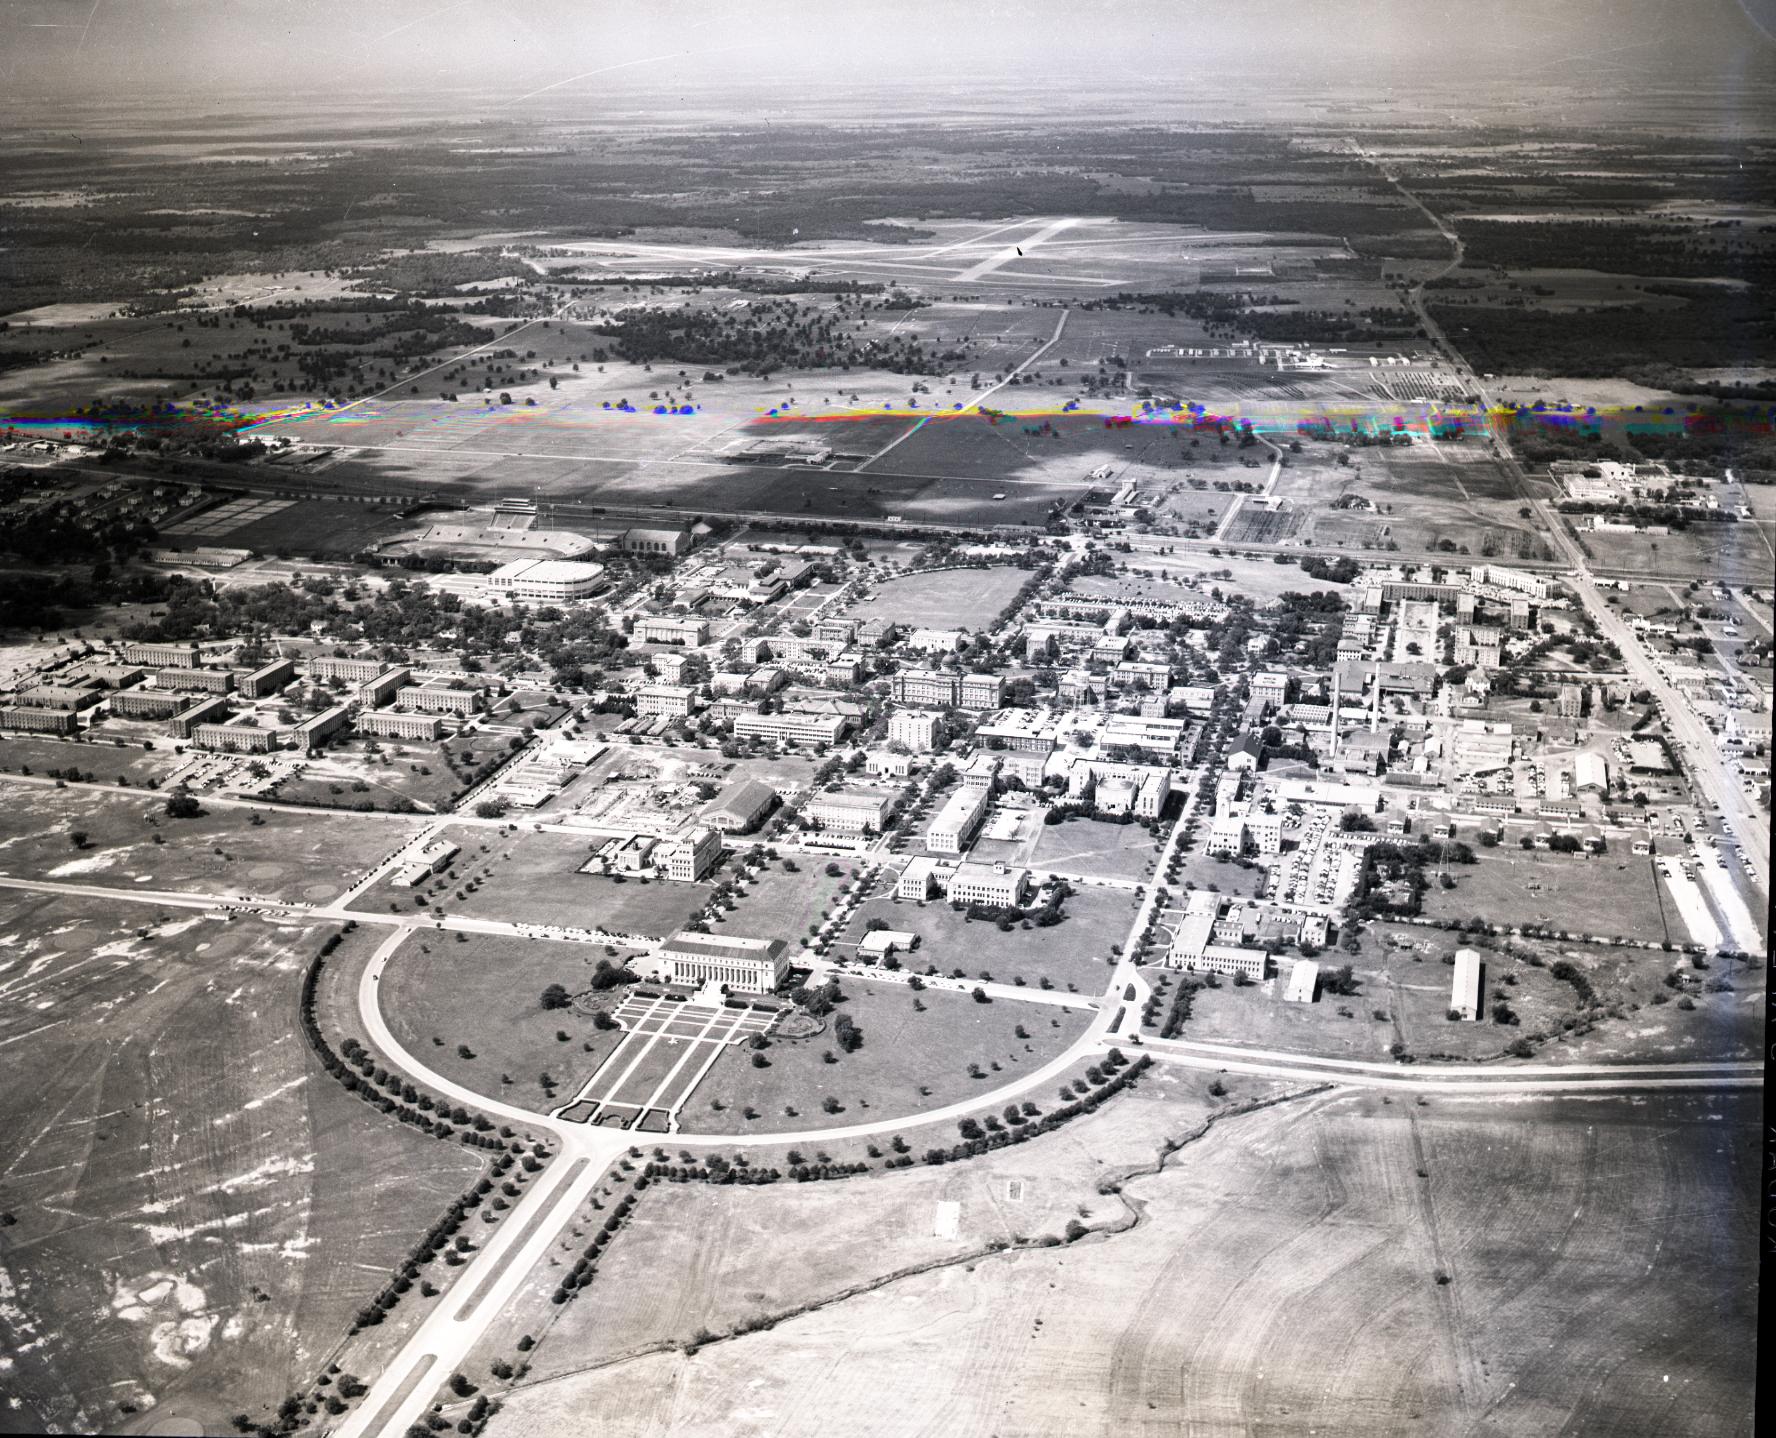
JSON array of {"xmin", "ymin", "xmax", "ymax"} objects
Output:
[
  {"xmin": 0, "ymin": 735, "xmax": 190, "ymax": 788},
  {"xmin": 844, "ymin": 565, "xmax": 1029, "ymax": 629},
  {"xmin": 379, "ymin": 825, "xmax": 711, "ymax": 938},
  {"xmin": 0, "ymin": 779, "xmax": 425, "ymax": 905},
  {"xmin": 838, "ymin": 877, "xmax": 1134, "ymax": 993},
  {"xmin": 0, "ymin": 898, "xmax": 485, "ymax": 1435},
  {"xmin": 483, "ymin": 1087, "xmax": 1758, "ymax": 1438},
  {"xmin": 710, "ymin": 855, "xmax": 857, "ymax": 947},
  {"xmin": 691, "ymin": 975, "xmax": 1090, "ymax": 1135},
  {"xmin": 1577, "ymin": 521, "xmax": 1776, "ymax": 585},
  {"xmin": 377, "ymin": 929, "xmax": 638, "ymax": 1114},
  {"xmin": 1026, "ymin": 815, "xmax": 1166, "ymax": 883},
  {"xmin": 1420, "ymin": 847, "xmax": 1675, "ymax": 945}
]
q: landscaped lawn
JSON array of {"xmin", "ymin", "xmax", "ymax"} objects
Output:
[
  {"xmin": 378, "ymin": 929, "xmax": 637, "ymax": 1113},
  {"xmin": 691, "ymin": 975, "xmax": 1090, "ymax": 1135},
  {"xmin": 836, "ymin": 877, "xmax": 1133, "ymax": 993}
]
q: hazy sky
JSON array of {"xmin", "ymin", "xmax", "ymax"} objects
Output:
[{"xmin": 4, "ymin": 0, "xmax": 1772, "ymax": 110}]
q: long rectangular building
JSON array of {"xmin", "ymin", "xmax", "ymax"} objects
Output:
[{"xmin": 657, "ymin": 932, "xmax": 789, "ymax": 994}]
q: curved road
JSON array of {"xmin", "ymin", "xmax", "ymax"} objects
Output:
[{"xmin": 327, "ymin": 778, "xmax": 1758, "ymax": 1437}]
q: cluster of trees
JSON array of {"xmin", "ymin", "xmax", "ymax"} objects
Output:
[
  {"xmin": 547, "ymin": 1189, "xmax": 638, "ymax": 1307},
  {"xmin": 921, "ymin": 1051, "xmax": 1151, "ymax": 1165},
  {"xmin": 590, "ymin": 296, "xmax": 959, "ymax": 376}
]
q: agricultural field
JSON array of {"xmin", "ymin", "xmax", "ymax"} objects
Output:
[
  {"xmin": 0, "ymin": 898, "xmax": 484, "ymax": 1436},
  {"xmin": 844, "ymin": 565, "xmax": 1030, "ymax": 629},
  {"xmin": 690, "ymin": 975, "xmax": 1091, "ymax": 1135},
  {"xmin": 0, "ymin": 779, "xmax": 424, "ymax": 905},
  {"xmin": 483, "ymin": 1087, "xmax": 1757, "ymax": 1438}
]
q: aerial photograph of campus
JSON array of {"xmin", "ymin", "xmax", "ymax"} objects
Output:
[{"xmin": 0, "ymin": 1, "xmax": 1768, "ymax": 1434}]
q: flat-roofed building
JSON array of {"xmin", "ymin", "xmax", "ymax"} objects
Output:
[
  {"xmin": 486, "ymin": 558, "xmax": 608, "ymax": 603},
  {"xmin": 16, "ymin": 684, "xmax": 101, "ymax": 711},
  {"xmin": 0, "ymin": 705, "xmax": 77, "ymax": 735},
  {"xmin": 1196, "ymin": 944, "xmax": 1270, "ymax": 982},
  {"xmin": 658, "ymin": 826, "xmax": 722, "ymax": 882},
  {"xmin": 804, "ymin": 788, "xmax": 896, "ymax": 834},
  {"xmin": 946, "ymin": 861, "xmax": 1028, "ymax": 908},
  {"xmin": 1285, "ymin": 960, "xmax": 1319, "ymax": 1003},
  {"xmin": 973, "ymin": 708, "xmax": 1058, "ymax": 754},
  {"xmin": 926, "ymin": 785, "xmax": 990, "ymax": 854},
  {"xmin": 398, "ymin": 685, "xmax": 480, "ymax": 715},
  {"xmin": 1555, "ymin": 684, "xmax": 1584, "ymax": 719},
  {"xmin": 110, "ymin": 689, "xmax": 184, "ymax": 719},
  {"xmin": 636, "ymin": 615, "xmax": 709, "ymax": 647},
  {"xmin": 959, "ymin": 673, "xmax": 1004, "ymax": 710},
  {"xmin": 657, "ymin": 932, "xmax": 788, "ymax": 993},
  {"xmin": 896, "ymin": 855, "xmax": 947, "ymax": 900},
  {"xmin": 887, "ymin": 710, "xmax": 940, "ymax": 752},
  {"xmin": 859, "ymin": 929, "xmax": 918, "ymax": 960},
  {"xmin": 1251, "ymin": 671, "xmax": 1289, "ymax": 708},
  {"xmin": 866, "ymin": 750, "xmax": 913, "ymax": 778},
  {"xmin": 239, "ymin": 658, "xmax": 296, "ymax": 698},
  {"xmin": 171, "ymin": 695, "xmax": 230, "ymax": 739},
  {"xmin": 701, "ymin": 777, "xmax": 778, "ymax": 834},
  {"xmin": 156, "ymin": 666, "xmax": 234, "ymax": 695},
  {"xmin": 1167, "ymin": 890, "xmax": 1220, "ymax": 966},
  {"xmin": 1451, "ymin": 947, "xmax": 1483, "ymax": 1020},
  {"xmin": 357, "ymin": 667, "xmax": 412, "ymax": 709},
  {"xmin": 292, "ymin": 703, "xmax": 350, "ymax": 755},
  {"xmin": 893, "ymin": 669, "xmax": 961, "ymax": 707},
  {"xmin": 124, "ymin": 641, "xmax": 200, "ymax": 669},
  {"xmin": 193, "ymin": 722, "xmax": 277, "ymax": 753},
  {"xmin": 635, "ymin": 684, "xmax": 695, "ymax": 719},
  {"xmin": 732, "ymin": 709, "xmax": 847, "ymax": 747},
  {"xmin": 359, "ymin": 709, "xmax": 443, "ymax": 742},
  {"xmin": 309, "ymin": 655, "xmax": 387, "ymax": 683}
]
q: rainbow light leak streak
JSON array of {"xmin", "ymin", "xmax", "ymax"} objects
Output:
[{"xmin": 4, "ymin": 396, "xmax": 1771, "ymax": 445}]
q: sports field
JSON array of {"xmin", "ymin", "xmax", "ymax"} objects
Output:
[{"xmin": 845, "ymin": 565, "xmax": 1030, "ymax": 629}]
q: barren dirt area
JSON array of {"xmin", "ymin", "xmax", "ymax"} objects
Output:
[{"xmin": 482, "ymin": 1087, "xmax": 1757, "ymax": 1438}]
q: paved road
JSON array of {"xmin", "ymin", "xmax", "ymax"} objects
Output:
[{"xmin": 1128, "ymin": 1034, "xmax": 1761, "ymax": 1095}]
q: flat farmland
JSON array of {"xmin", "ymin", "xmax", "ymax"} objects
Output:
[
  {"xmin": 388, "ymin": 825, "xmax": 711, "ymax": 938},
  {"xmin": 837, "ymin": 878, "xmax": 1133, "ymax": 992},
  {"xmin": 867, "ymin": 410, "xmax": 1211, "ymax": 484},
  {"xmin": 844, "ymin": 565, "xmax": 1029, "ymax": 628},
  {"xmin": 485, "ymin": 1088, "xmax": 1758, "ymax": 1438},
  {"xmin": 691, "ymin": 975, "xmax": 1090, "ymax": 1135},
  {"xmin": 0, "ymin": 898, "xmax": 483, "ymax": 1435},
  {"xmin": 378, "ymin": 929, "xmax": 635, "ymax": 1114},
  {"xmin": 0, "ymin": 780, "xmax": 425, "ymax": 905}
]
